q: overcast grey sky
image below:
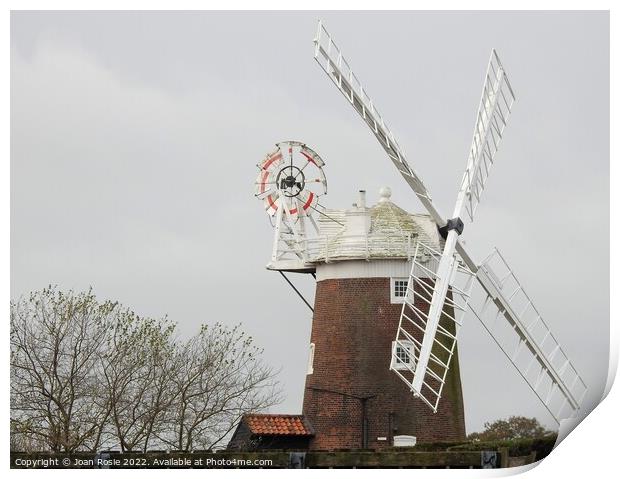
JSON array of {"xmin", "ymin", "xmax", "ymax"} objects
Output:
[{"xmin": 11, "ymin": 11, "xmax": 609, "ymax": 434}]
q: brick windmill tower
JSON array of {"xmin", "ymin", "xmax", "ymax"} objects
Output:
[
  {"xmin": 252, "ymin": 141, "xmax": 466, "ymax": 450},
  {"xmin": 301, "ymin": 187, "xmax": 467, "ymax": 450}
]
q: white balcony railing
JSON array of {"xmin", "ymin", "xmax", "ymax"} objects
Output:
[{"xmin": 303, "ymin": 232, "xmax": 423, "ymax": 263}]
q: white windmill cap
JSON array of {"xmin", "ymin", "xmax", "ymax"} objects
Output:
[{"xmin": 306, "ymin": 187, "xmax": 442, "ymax": 263}]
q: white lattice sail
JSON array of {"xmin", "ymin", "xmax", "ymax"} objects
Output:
[
  {"xmin": 391, "ymin": 242, "xmax": 475, "ymax": 412},
  {"xmin": 470, "ymin": 249, "xmax": 588, "ymax": 423},
  {"xmin": 461, "ymin": 50, "xmax": 516, "ymax": 222}
]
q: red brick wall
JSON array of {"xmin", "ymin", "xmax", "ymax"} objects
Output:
[{"xmin": 302, "ymin": 277, "xmax": 466, "ymax": 450}]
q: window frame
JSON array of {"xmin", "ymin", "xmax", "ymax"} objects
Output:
[
  {"xmin": 391, "ymin": 340, "xmax": 416, "ymax": 371},
  {"xmin": 390, "ymin": 277, "xmax": 410, "ymax": 304},
  {"xmin": 307, "ymin": 342, "xmax": 315, "ymax": 375}
]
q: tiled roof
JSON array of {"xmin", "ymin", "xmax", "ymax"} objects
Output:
[{"xmin": 244, "ymin": 414, "xmax": 314, "ymax": 436}]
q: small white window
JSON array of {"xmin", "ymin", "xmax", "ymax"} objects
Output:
[
  {"xmin": 307, "ymin": 343, "xmax": 315, "ymax": 375},
  {"xmin": 390, "ymin": 278, "xmax": 409, "ymax": 304},
  {"xmin": 391, "ymin": 340, "xmax": 416, "ymax": 371}
]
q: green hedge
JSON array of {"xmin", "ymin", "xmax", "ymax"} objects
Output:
[
  {"xmin": 406, "ymin": 441, "xmax": 468, "ymax": 452},
  {"xmin": 409, "ymin": 435, "xmax": 557, "ymax": 460}
]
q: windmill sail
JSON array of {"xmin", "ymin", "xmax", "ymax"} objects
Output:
[
  {"xmin": 407, "ymin": 49, "xmax": 515, "ymax": 398},
  {"xmin": 470, "ymin": 249, "xmax": 588, "ymax": 422},
  {"xmin": 461, "ymin": 50, "xmax": 516, "ymax": 222},
  {"xmin": 313, "ymin": 21, "xmax": 444, "ymax": 226},
  {"xmin": 391, "ymin": 242, "xmax": 476, "ymax": 412}
]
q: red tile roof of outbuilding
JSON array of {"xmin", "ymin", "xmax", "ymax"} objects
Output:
[{"xmin": 243, "ymin": 414, "xmax": 314, "ymax": 436}]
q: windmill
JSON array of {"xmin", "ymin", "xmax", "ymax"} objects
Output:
[{"xmin": 312, "ymin": 21, "xmax": 587, "ymax": 426}]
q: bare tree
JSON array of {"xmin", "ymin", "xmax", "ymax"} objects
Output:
[
  {"xmin": 160, "ymin": 323, "xmax": 281, "ymax": 451},
  {"xmin": 100, "ymin": 313, "xmax": 176, "ymax": 452},
  {"xmin": 10, "ymin": 288, "xmax": 281, "ymax": 453},
  {"xmin": 10, "ymin": 287, "xmax": 113, "ymax": 452}
]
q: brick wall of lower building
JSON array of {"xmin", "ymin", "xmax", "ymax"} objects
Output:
[{"xmin": 302, "ymin": 277, "xmax": 466, "ymax": 450}]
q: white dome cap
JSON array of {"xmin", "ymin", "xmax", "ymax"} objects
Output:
[{"xmin": 378, "ymin": 186, "xmax": 392, "ymax": 203}]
